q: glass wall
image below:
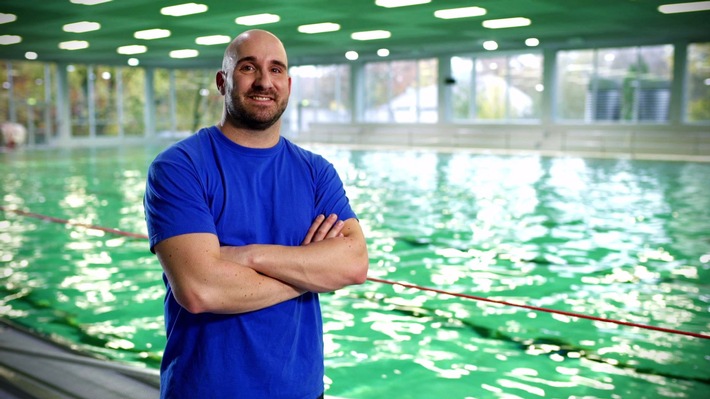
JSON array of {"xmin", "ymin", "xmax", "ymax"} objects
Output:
[
  {"xmin": 686, "ymin": 43, "xmax": 710, "ymax": 123},
  {"xmin": 451, "ymin": 52, "xmax": 542, "ymax": 122},
  {"xmin": 120, "ymin": 67, "xmax": 145, "ymax": 136},
  {"xmin": 289, "ymin": 64, "xmax": 351, "ymax": 131},
  {"xmin": 364, "ymin": 58, "xmax": 438, "ymax": 123},
  {"xmin": 557, "ymin": 44, "xmax": 674, "ymax": 123}
]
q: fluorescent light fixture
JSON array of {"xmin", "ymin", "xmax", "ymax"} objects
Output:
[
  {"xmin": 298, "ymin": 22, "xmax": 341, "ymax": 34},
  {"xmin": 376, "ymin": 0, "xmax": 430, "ymax": 7},
  {"xmin": 235, "ymin": 13, "xmax": 280, "ymax": 26},
  {"xmin": 483, "ymin": 17, "xmax": 531, "ymax": 29},
  {"xmin": 195, "ymin": 35, "xmax": 231, "ymax": 45},
  {"xmin": 351, "ymin": 30, "xmax": 391, "ymax": 40},
  {"xmin": 70, "ymin": 0, "xmax": 112, "ymax": 5},
  {"xmin": 161, "ymin": 3, "xmax": 208, "ymax": 16},
  {"xmin": 170, "ymin": 49, "xmax": 199, "ymax": 59},
  {"xmin": 127, "ymin": 58, "xmax": 140, "ymax": 66},
  {"xmin": 59, "ymin": 40, "xmax": 90, "ymax": 50},
  {"xmin": 658, "ymin": 1, "xmax": 710, "ymax": 13},
  {"xmin": 0, "ymin": 13, "xmax": 17, "ymax": 24},
  {"xmin": 434, "ymin": 6, "xmax": 486, "ymax": 19},
  {"xmin": 377, "ymin": 48, "xmax": 390, "ymax": 57},
  {"xmin": 525, "ymin": 37, "xmax": 540, "ymax": 47},
  {"xmin": 345, "ymin": 51, "xmax": 359, "ymax": 60},
  {"xmin": 25, "ymin": 51, "xmax": 38, "ymax": 60},
  {"xmin": 483, "ymin": 40, "xmax": 498, "ymax": 50},
  {"xmin": 134, "ymin": 29, "xmax": 171, "ymax": 40},
  {"xmin": 63, "ymin": 21, "xmax": 101, "ymax": 33},
  {"xmin": 0, "ymin": 35, "xmax": 21, "ymax": 45},
  {"xmin": 117, "ymin": 45, "xmax": 147, "ymax": 55}
]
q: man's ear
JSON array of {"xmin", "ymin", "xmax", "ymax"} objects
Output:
[{"xmin": 216, "ymin": 71, "xmax": 226, "ymax": 95}]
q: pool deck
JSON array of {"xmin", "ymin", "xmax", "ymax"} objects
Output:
[{"xmin": 0, "ymin": 318, "xmax": 160, "ymax": 399}]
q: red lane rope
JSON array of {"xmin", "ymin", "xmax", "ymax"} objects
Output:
[{"xmin": 3, "ymin": 206, "xmax": 709, "ymax": 340}]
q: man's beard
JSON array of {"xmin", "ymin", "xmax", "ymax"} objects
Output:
[{"xmin": 226, "ymin": 90, "xmax": 288, "ymax": 131}]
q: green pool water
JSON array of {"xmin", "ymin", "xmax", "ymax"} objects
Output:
[{"xmin": 1, "ymin": 144, "xmax": 709, "ymax": 399}]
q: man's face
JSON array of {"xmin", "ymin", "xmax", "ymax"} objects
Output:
[{"xmin": 223, "ymin": 34, "xmax": 291, "ymax": 131}]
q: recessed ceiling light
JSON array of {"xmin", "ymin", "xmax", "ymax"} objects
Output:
[
  {"xmin": 482, "ymin": 17, "xmax": 531, "ymax": 29},
  {"xmin": 345, "ymin": 51, "xmax": 359, "ymax": 60},
  {"xmin": 298, "ymin": 23, "xmax": 341, "ymax": 34},
  {"xmin": 434, "ymin": 6, "xmax": 486, "ymax": 19},
  {"xmin": 483, "ymin": 40, "xmax": 498, "ymax": 50},
  {"xmin": 658, "ymin": 1, "xmax": 710, "ymax": 13},
  {"xmin": 0, "ymin": 35, "xmax": 21, "ymax": 45},
  {"xmin": 134, "ymin": 29, "xmax": 171, "ymax": 40},
  {"xmin": 59, "ymin": 40, "xmax": 90, "ymax": 50},
  {"xmin": 235, "ymin": 13, "xmax": 280, "ymax": 26},
  {"xmin": 376, "ymin": 0, "xmax": 430, "ymax": 7},
  {"xmin": 25, "ymin": 51, "xmax": 38, "ymax": 60},
  {"xmin": 525, "ymin": 38, "xmax": 540, "ymax": 47},
  {"xmin": 128, "ymin": 58, "xmax": 140, "ymax": 66},
  {"xmin": 0, "ymin": 13, "xmax": 17, "ymax": 24},
  {"xmin": 161, "ymin": 3, "xmax": 208, "ymax": 17},
  {"xmin": 63, "ymin": 21, "xmax": 101, "ymax": 33},
  {"xmin": 351, "ymin": 30, "xmax": 391, "ymax": 41},
  {"xmin": 170, "ymin": 49, "xmax": 199, "ymax": 59},
  {"xmin": 117, "ymin": 45, "xmax": 147, "ymax": 55},
  {"xmin": 195, "ymin": 35, "xmax": 231, "ymax": 45},
  {"xmin": 377, "ymin": 48, "xmax": 390, "ymax": 57},
  {"xmin": 70, "ymin": 0, "xmax": 112, "ymax": 5}
]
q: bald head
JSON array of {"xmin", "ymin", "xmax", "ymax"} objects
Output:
[{"xmin": 222, "ymin": 30, "xmax": 288, "ymax": 73}]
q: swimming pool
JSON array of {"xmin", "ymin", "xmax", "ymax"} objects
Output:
[{"xmin": 1, "ymin": 144, "xmax": 709, "ymax": 398}]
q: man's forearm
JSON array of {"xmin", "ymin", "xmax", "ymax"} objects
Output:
[{"xmin": 221, "ymin": 218, "xmax": 369, "ymax": 293}]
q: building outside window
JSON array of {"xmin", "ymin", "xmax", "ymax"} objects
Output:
[
  {"xmin": 288, "ymin": 64, "xmax": 351, "ymax": 132},
  {"xmin": 557, "ymin": 45, "xmax": 673, "ymax": 123}
]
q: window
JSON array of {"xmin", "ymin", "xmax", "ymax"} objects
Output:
[
  {"xmin": 451, "ymin": 52, "xmax": 542, "ymax": 121},
  {"xmin": 364, "ymin": 58, "xmax": 438, "ymax": 123},
  {"xmin": 289, "ymin": 64, "xmax": 351, "ymax": 131},
  {"xmin": 557, "ymin": 45, "xmax": 673, "ymax": 123},
  {"xmin": 686, "ymin": 43, "xmax": 710, "ymax": 123}
]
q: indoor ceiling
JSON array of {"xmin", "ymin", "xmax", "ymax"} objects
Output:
[{"xmin": 0, "ymin": 0, "xmax": 709, "ymax": 70}]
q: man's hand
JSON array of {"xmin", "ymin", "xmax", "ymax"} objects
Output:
[{"xmin": 301, "ymin": 214, "xmax": 344, "ymax": 245}]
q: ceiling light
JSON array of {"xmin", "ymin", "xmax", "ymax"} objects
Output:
[
  {"xmin": 161, "ymin": 3, "xmax": 208, "ymax": 16},
  {"xmin": 376, "ymin": 0, "xmax": 430, "ymax": 7},
  {"xmin": 195, "ymin": 35, "xmax": 231, "ymax": 45},
  {"xmin": 345, "ymin": 51, "xmax": 359, "ymax": 60},
  {"xmin": 127, "ymin": 58, "xmax": 140, "ymax": 66},
  {"xmin": 377, "ymin": 48, "xmax": 390, "ymax": 57},
  {"xmin": 170, "ymin": 49, "xmax": 199, "ymax": 59},
  {"xmin": 59, "ymin": 40, "xmax": 90, "ymax": 50},
  {"xmin": 351, "ymin": 30, "xmax": 391, "ymax": 40},
  {"xmin": 434, "ymin": 6, "xmax": 486, "ymax": 19},
  {"xmin": 117, "ymin": 45, "xmax": 147, "ymax": 55},
  {"xmin": 658, "ymin": 1, "xmax": 710, "ymax": 13},
  {"xmin": 0, "ymin": 35, "xmax": 21, "ymax": 45},
  {"xmin": 483, "ymin": 40, "xmax": 498, "ymax": 50},
  {"xmin": 298, "ymin": 23, "xmax": 341, "ymax": 34},
  {"xmin": 0, "ymin": 13, "xmax": 17, "ymax": 24},
  {"xmin": 235, "ymin": 13, "xmax": 280, "ymax": 26},
  {"xmin": 25, "ymin": 51, "xmax": 38, "ymax": 60},
  {"xmin": 134, "ymin": 29, "xmax": 171, "ymax": 40},
  {"xmin": 525, "ymin": 38, "xmax": 540, "ymax": 47},
  {"xmin": 70, "ymin": 0, "xmax": 112, "ymax": 5},
  {"xmin": 63, "ymin": 21, "xmax": 101, "ymax": 33},
  {"xmin": 483, "ymin": 17, "xmax": 531, "ymax": 29}
]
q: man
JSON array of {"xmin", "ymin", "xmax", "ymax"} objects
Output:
[{"xmin": 144, "ymin": 29, "xmax": 369, "ymax": 399}]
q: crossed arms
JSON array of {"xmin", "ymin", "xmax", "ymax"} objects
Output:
[{"xmin": 154, "ymin": 214, "xmax": 369, "ymax": 314}]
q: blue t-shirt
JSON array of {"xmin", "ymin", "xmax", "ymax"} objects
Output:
[{"xmin": 144, "ymin": 126, "xmax": 356, "ymax": 399}]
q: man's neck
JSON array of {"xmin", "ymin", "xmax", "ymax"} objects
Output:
[{"xmin": 217, "ymin": 122, "xmax": 281, "ymax": 149}]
